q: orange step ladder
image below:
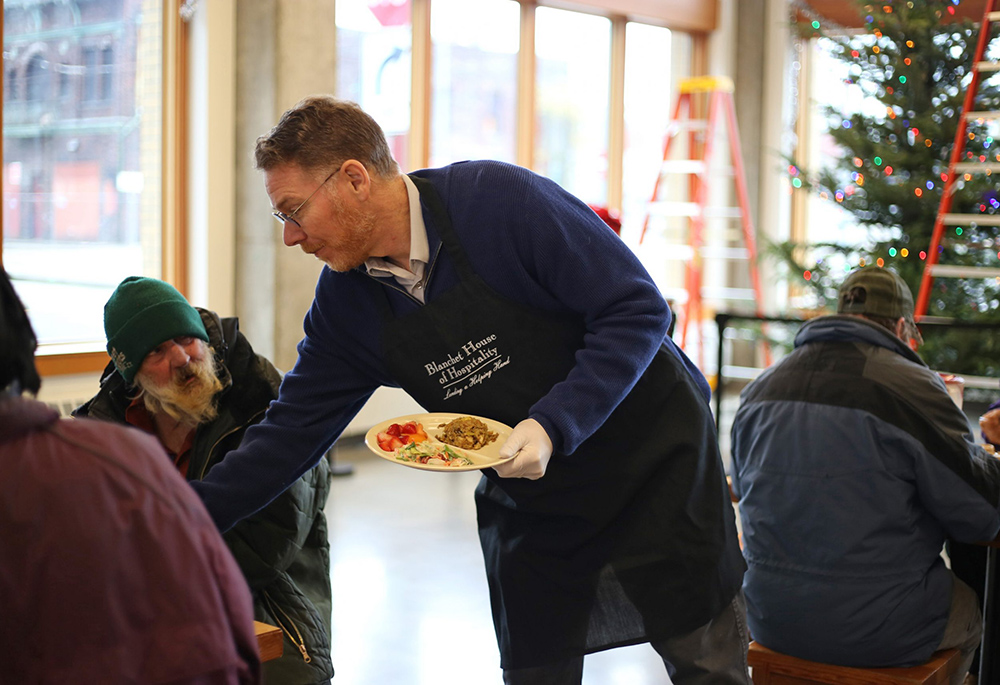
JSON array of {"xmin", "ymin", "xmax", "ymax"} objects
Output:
[
  {"xmin": 914, "ymin": 0, "xmax": 1000, "ymax": 321},
  {"xmin": 640, "ymin": 76, "xmax": 768, "ymax": 369}
]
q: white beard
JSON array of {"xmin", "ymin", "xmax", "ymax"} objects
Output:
[{"xmin": 134, "ymin": 349, "xmax": 224, "ymax": 427}]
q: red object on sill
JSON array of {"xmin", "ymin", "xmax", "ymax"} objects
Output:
[
  {"xmin": 589, "ymin": 205, "xmax": 622, "ymax": 236},
  {"xmin": 367, "ymin": 0, "xmax": 409, "ymax": 27}
]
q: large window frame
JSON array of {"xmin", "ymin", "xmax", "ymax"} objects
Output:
[
  {"xmin": 9, "ymin": 0, "xmax": 711, "ymax": 377},
  {"xmin": 402, "ymin": 0, "xmax": 712, "ymax": 209},
  {"xmin": 0, "ymin": 1, "xmax": 189, "ymax": 377}
]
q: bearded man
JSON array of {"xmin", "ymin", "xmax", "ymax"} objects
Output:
[{"xmin": 75, "ymin": 276, "xmax": 334, "ymax": 685}]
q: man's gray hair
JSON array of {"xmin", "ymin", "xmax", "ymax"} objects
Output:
[{"xmin": 254, "ymin": 96, "xmax": 399, "ymax": 179}]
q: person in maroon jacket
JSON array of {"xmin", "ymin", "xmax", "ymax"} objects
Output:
[{"xmin": 0, "ymin": 266, "xmax": 262, "ymax": 685}]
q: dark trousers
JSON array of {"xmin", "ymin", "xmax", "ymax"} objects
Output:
[
  {"xmin": 948, "ymin": 539, "xmax": 998, "ymax": 683},
  {"xmin": 502, "ymin": 592, "xmax": 752, "ymax": 685}
]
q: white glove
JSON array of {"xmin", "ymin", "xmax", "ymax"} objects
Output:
[
  {"xmin": 980, "ymin": 408, "xmax": 1000, "ymax": 446},
  {"xmin": 493, "ymin": 418, "xmax": 553, "ymax": 480}
]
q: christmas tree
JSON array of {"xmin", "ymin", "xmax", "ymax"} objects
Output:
[{"xmin": 780, "ymin": 0, "xmax": 1000, "ymax": 376}]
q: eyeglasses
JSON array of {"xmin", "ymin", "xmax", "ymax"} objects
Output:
[{"xmin": 271, "ymin": 168, "xmax": 338, "ymax": 228}]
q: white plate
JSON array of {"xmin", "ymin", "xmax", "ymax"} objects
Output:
[{"xmin": 364, "ymin": 413, "xmax": 513, "ymax": 472}]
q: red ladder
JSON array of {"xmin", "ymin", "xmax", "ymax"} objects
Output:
[
  {"xmin": 639, "ymin": 76, "xmax": 768, "ymax": 369},
  {"xmin": 914, "ymin": 0, "xmax": 1000, "ymax": 320}
]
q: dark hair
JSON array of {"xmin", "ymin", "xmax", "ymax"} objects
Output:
[
  {"xmin": 0, "ymin": 268, "xmax": 41, "ymax": 395},
  {"xmin": 861, "ymin": 314, "xmax": 900, "ymax": 335},
  {"xmin": 254, "ymin": 96, "xmax": 399, "ymax": 178}
]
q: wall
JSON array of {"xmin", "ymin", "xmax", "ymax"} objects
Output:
[
  {"xmin": 730, "ymin": 0, "xmax": 794, "ymax": 312},
  {"xmin": 231, "ymin": 0, "xmax": 422, "ymax": 433}
]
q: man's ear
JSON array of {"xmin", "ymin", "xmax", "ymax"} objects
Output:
[
  {"xmin": 340, "ymin": 160, "xmax": 370, "ymax": 198},
  {"xmin": 895, "ymin": 317, "xmax": 909, "ymax": 342}
]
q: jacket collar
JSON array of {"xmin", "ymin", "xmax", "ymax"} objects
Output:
[{"xmin": 795, "ymin": 314, "xmax": 926, "ymax": 367}]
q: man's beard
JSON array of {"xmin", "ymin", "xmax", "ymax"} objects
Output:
[
  {"xmin": 134, "ymin": 350, "xmax": 224, "ymax": 427},
  {"xmin": 321, "ymin": 193, "xmax": 377, "ymax": 272}
]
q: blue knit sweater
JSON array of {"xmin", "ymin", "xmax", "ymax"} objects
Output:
[{"xmin": 193, "ymin": 161, "xmax": 708, "ymax": 531}]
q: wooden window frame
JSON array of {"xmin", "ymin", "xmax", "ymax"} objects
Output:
[
  {"xmin": 406, "ymin": 0, "xmax": 709, "ymax": 207},
  {"xmin": 0, "ymin": 1, "xmax": 189, "ymax": 377}
]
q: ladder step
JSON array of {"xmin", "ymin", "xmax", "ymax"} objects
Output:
[
  {"xmin": 659, "ymin": 286, "xmax": 758, "ymax": 302},
  {"xmin": 702, "ymin": 246, "xmax": 750, "ymax": 259},
  {"xmin": 679, "ymin": 75, "xmax": 734, "ymax": 94},
  {"xmin": 976, "ymin": 61, "xmax": 1000, "ymax": 72},
  {"xmin": 660, "ymin": 160, "xmax": 708, "ymax": 174},
  {"xmin": 658, "ymin": 160, "xmax": 735, "ymax": 175},
  {"xmin": 942, "ymin": 213, "xmax": 1000, "ymax": 226},
  {"xmin": 928, "ymin": 264, "xmax": 1000, "ymax": 279},
  {"xmin": 964, "ymin": 111, "xmax": 1000, "ymax": 120},
  {"xmin": 952, "ymin": 162, "xmax": 1000, "ymax": 173},
  {"xmin": 660, "ymin": 245, "xmax": 750, "ymax": 260},
  {"xmin": 666, "ymin": 121, "xmax": 710, "ymax": 134},
  {"xmin": 701, "ymin": 286, "xmax": 758, "ymax": 300},
  {"xmin": 655, "ymin": 227, "xmax": 747, "ymax": 242},
  {"xmin": 648, "ymin": 201, "xmax": 743, "ymax": 219}
]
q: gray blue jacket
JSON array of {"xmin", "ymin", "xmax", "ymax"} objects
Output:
[{"xmin": 731, "ymin": 315, "xmax": 1000, "ymax": 667}]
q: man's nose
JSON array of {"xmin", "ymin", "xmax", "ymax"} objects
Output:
[
  {"xmin": 283, "ymin": 222, "xmax": 305, "ymax": 247},
  {"xmin": 166, "ymin": 342, "xmax": 191, "ymax": 367}
]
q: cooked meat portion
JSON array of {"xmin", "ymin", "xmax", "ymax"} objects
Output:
[{"xmin": 436, "ymin": 416, "xmax": 499, "ymax": 450}]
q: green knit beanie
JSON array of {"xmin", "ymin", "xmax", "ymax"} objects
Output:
[{"xmin": 104, "ymin": 276, "xmax": 209, "ymax": 384}]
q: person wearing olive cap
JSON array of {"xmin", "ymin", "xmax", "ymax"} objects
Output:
[
  {"xmin": 730, "ymin": 266, "xmax": 1000, "ymax": 683},
  {"xmin": 75, "ymin": 276, "xmax": 334, "ymax": 685}
]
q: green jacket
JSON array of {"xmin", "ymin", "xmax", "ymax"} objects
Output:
[{"xmin": 76, "ymin": 310, "xmax": 333, "ymax": 684}]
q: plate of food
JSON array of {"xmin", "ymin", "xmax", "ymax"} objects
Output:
[{"xmin": 364, "ymin": 413, "xmax": 514, "ymax": 472}]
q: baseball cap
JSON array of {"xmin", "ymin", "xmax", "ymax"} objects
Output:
[{"xmin": 837, "ymin": 266, "xmax": 915, "ymax": 322}]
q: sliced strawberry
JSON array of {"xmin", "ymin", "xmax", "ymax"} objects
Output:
[
  {"xmin": 386, "ymin": 423, "xmax": 402, "ymax": 437},
  {"xmin": 376, "ymin": 432, "xmax": 404, "ymax": 452},
  {"xmin": 401, "ymin": 421, "xmax": 418, "ymax": 434}
]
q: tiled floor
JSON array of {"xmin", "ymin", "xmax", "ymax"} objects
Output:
[{"xmin": 325, "ymin": 437, "xmax": 671, "ymax": 685}]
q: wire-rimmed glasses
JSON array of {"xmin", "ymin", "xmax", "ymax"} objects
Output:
[{"xmin": 271, "ymin": 168, "xmax": 338, "ymax": 228}]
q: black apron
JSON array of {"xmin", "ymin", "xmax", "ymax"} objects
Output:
[{"xmin": 373, "ymin": 175, "xmax": 745, "ymax": 669}]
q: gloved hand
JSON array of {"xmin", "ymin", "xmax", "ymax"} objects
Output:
[
  {"xmin": 493, "ymin": 418, "xmax": 553, "ymax": 480},
  {"xmin": 979, "ymin": 408, "xmax": 1000, "ymax": 446}
]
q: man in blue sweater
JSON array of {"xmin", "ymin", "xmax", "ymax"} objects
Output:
[
  {"xmin": 191, "ymin": 96, "xmax": 749, "ymax": 684},
  {"xmin": 731, "ymin": 266, "xmax": 1000, "ymax": 684}
]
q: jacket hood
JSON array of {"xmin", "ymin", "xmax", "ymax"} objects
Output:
[
  {"xmin": 0, "ymin": 395, "xmax": 59, "ymax": 444},
  {"xmin": 794, "ymin": 315, "xmax": 926, "ymax": 367}
]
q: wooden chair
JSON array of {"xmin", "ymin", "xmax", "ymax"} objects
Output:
[
  {"xmin": 254, "ymin": 620, "xmax": 284, "ymax": 663},
  {"xmin": 748, "ymin": 641, "xmax": 961, "ymax": 685}
]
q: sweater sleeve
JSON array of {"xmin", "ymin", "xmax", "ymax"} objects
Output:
[{"xmin": 191, "ymin": 300, "xmax": 378, "ymax": 532}]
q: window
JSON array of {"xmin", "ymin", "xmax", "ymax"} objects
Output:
[
  {"xmin": 336, "ymin": 0, "xmax": 413, "ymax": 171},
  {"xmin": 83, "ymin": 47, "xmax": 99, "ymax": 101},
  {"xmin": 621, "ymin": 22, "xmax": 687, "ymax": 240},
  {"xmin": 25, "ymin": 53, "xmax": 49, "ymax": 102},
  {"xmin": 534, "ymin": 7, "xmax": 611, "ymax": 206},
  {"xmin": 100, "ymin": 46, "xmax": 114, "ymax": 101},
  {"xmin": 429, "ymin": 0, "xmax": 519, "ymax": 167},
  {"xmin": 330, "ymin": 1, "xmax": 697, "ymax": 214},
  {"xmin": 3, "ymin": 0, "xmax": 175, "ymax": 373},
  {"xmin": 801, "ymin": 37, "xmax": 882, "ymax": 250}
]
